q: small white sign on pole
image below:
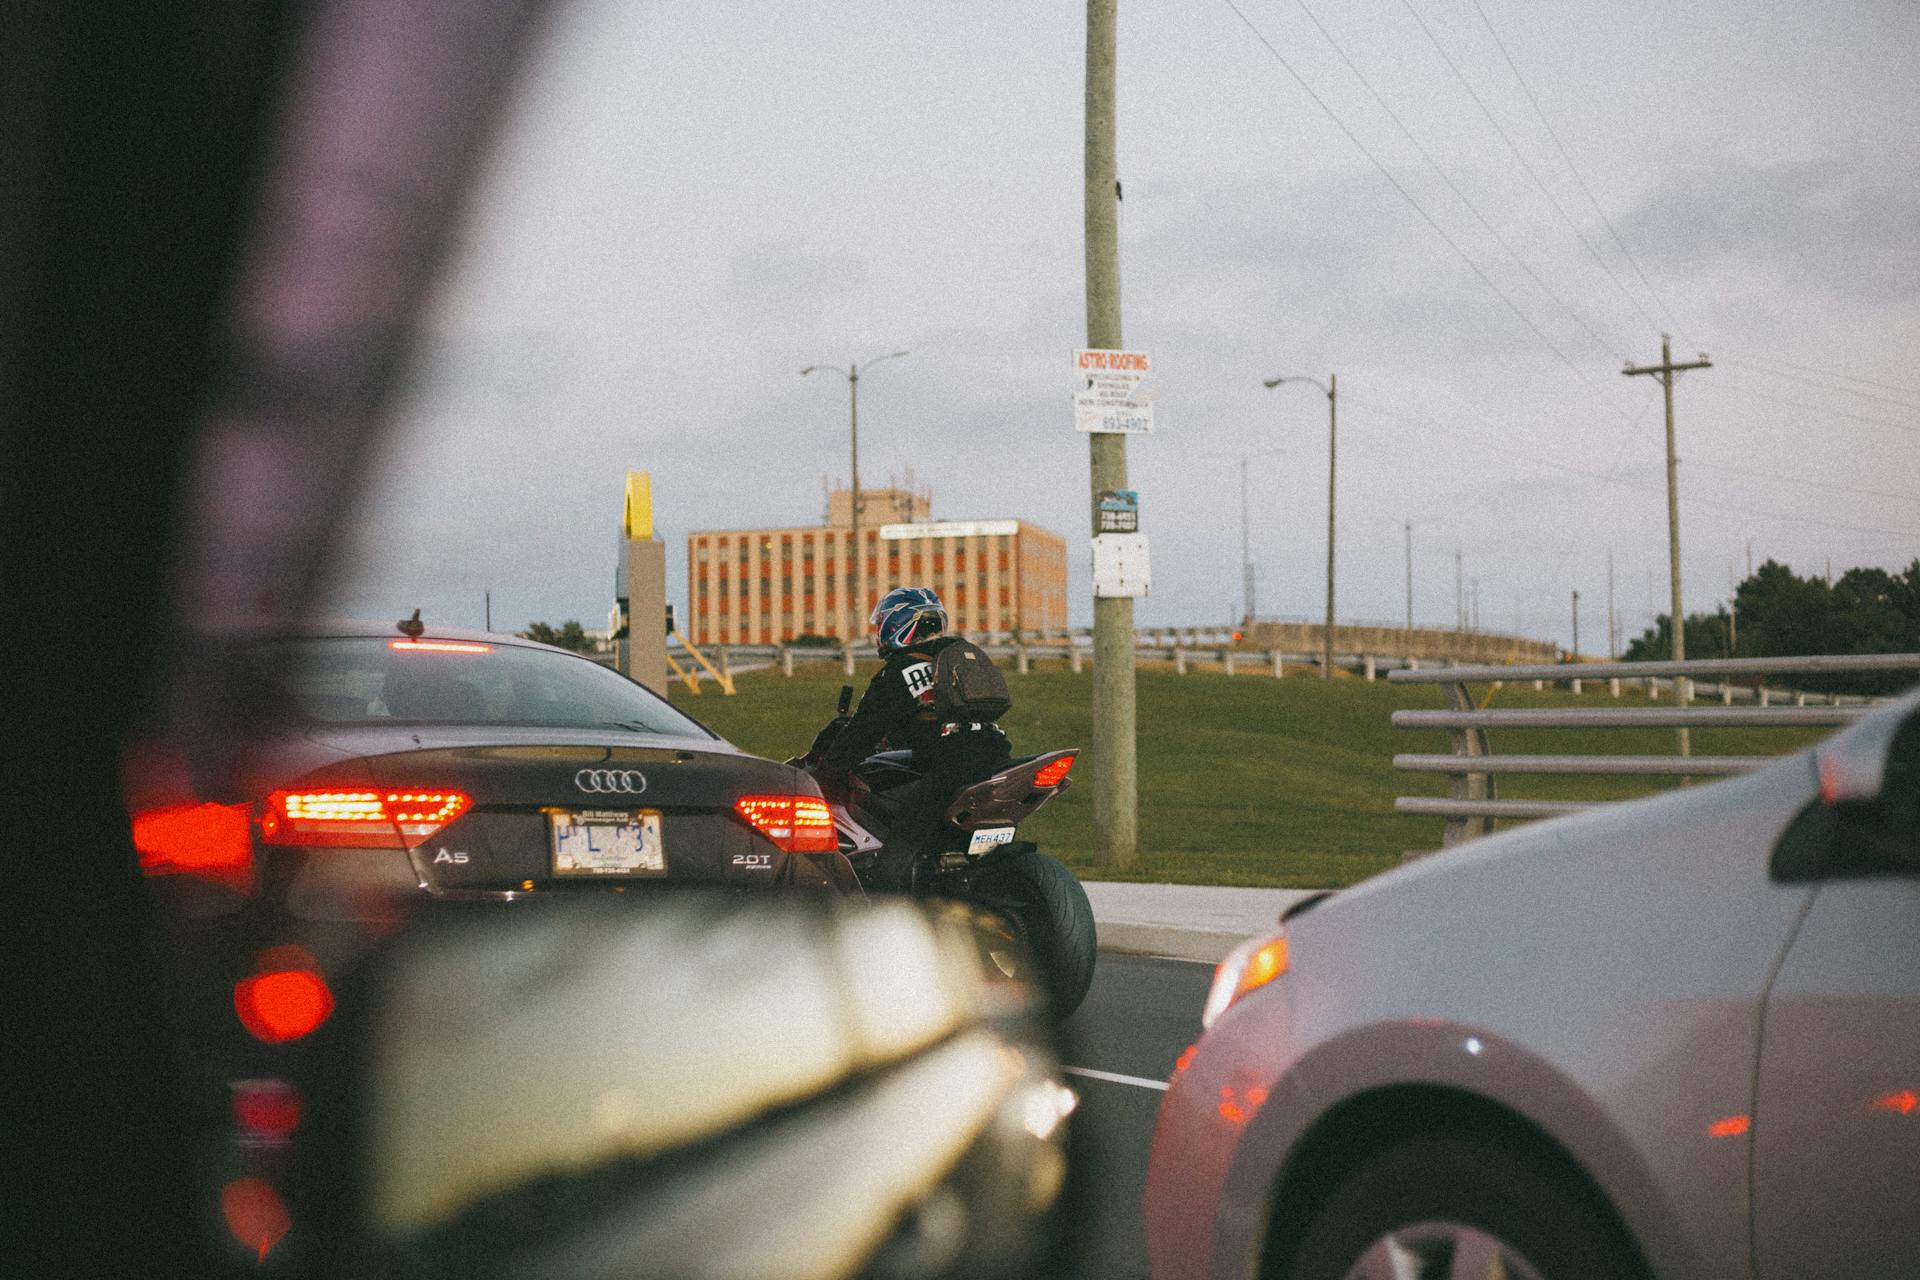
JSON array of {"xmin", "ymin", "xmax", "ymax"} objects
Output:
[
  {"xmin": 1074, "ymin": 348, "xmax": 1156, "ymax": 434},
  {"xmin": 1092, "ymin": 533, "xmax": 1151, "ymax": 598}
]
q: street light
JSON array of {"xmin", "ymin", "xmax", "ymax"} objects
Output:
[
  {"xmin": 1263, "ymin": 373, "xmax": 1337, "ymax": 679},
  {"xmin": 801, "ymin": 350, "xmax": 910, "ymax": 643}
]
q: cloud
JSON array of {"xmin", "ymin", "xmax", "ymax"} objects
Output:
[{"xmin": 1617, "ymin": 155, "xmax": 1920, "ymax": 304}]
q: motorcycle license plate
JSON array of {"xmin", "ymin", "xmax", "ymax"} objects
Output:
[
  {"xmin": 966, "ymin": 826, "xmax": 1016, "ymax": 857},
  {"xmin": 550, "ymin": 809, "xmax": 666, "ymax": 875}
]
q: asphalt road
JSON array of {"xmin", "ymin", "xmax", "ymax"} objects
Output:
[{"xmin": 1057, "ymin": 951, "xmax": 1217, "ymax": 1280}]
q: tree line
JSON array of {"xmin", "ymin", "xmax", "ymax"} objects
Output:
[{"xmin": 1622, "ymin": 559, "xmax": 1920, "ymax": 694}]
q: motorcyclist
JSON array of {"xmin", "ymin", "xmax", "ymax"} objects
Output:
[{"xmin": 811, "ymin": 586, "xmax": 1011, "ymax": 891}]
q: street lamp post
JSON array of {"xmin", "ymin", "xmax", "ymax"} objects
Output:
[
  {"xmin": 802, "ymin": 351, "xmax": 909, "ymax": 642},
  {"xmin": 1263, "ymin": 373, "xmax": 1337, "ymax": 679}
]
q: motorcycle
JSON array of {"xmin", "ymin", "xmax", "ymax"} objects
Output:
[{"xmin": 790, "ymin": 684, "xmax": 1098, "ymax": 1019}]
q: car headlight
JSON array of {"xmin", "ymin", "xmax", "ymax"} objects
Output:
[{"xmin": 1201, "ymin": 932, "xmax": 1289, "ymax": 1030}]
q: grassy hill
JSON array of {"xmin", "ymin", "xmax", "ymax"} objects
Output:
[{"xmin": 670, "ymin": 663, "xmax": 1828, "ymax": 889}]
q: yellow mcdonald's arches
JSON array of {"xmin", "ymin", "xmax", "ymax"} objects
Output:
[{"xmin": 623, "ymin": 471, "xmax": 653, "ymax": 541}]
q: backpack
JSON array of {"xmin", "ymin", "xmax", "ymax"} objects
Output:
[{"xmin": 917, "ymin": 639, "xmax": 1012, "ymax": 721}]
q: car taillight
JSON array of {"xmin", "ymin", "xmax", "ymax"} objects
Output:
[
  {"xmin": 1032, "ymin": 754, "xmax": 1077, "ymax": 788},
  {"xmin": 234, "ymin": 968, "xmax": 334, "ymax": 1044},
  {"xmin": 260, "ymin": 789, "xmax": 470, "ymax": 848},
  {"xmin": 232, "ymin": 1079, "xmax": 303, "ymax": 1142},
  {"xmin": 735, "ymin": 795, "xmax": 839, "ymax": 853},
  {"xmin": 131, "ymin": 801, "xmax": 254, "ymax": 888}
]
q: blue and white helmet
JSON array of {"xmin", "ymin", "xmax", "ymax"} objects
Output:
[{"xmin": 871, "ymin": 586, "xmax": 947, "ymax": 654}]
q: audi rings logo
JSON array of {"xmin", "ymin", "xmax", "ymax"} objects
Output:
[{"xmin": 574, "ymin": 768, "xmax": 647, "ymax": 795}]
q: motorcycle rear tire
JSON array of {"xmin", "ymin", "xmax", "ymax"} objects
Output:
[{"xmin": 968, "ymin": 848, "xmax": 1097, "ymax": 1020}]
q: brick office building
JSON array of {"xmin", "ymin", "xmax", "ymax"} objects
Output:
[{"xmin": 687, "ymin": 488, "xmax": 1068, "ymax": 646}]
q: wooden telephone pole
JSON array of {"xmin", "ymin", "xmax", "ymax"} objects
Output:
[
  {"xmin": 1086, "ymin": 0, "xmax": 1136, "ymax": 865},
  {"xmin": 1623, "ymin": 334, "xmax": 1711, "ymax": 755}
]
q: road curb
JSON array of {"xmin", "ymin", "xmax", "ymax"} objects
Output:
[
  {"xmin": 1094, "ymin": 922, "xmax": 1246, "ymax": 964},
  {"xmin": 1082, "ymin": 881, "xmax": 1324, "ymax": 965}
]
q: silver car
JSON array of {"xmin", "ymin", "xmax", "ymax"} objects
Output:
[{"xmin": 1144, "ymin": 688, "xmax": 1920, "ymax": 1280}]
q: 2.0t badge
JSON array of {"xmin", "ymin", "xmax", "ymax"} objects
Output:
[{"xmin": 575, "ymin": 768, "xmax": 647, "ymax": 795}]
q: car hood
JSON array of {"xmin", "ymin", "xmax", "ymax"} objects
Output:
[{"xmin": 1330, "ymin": 746, "xmax": 1820, "ymax": 916}]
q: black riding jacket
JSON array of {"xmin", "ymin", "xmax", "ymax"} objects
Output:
[{"xmin": 813, "ymin": 636, "xmax": 1007, "ymax": 793}]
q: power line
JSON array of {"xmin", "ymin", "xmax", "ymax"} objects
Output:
[
  {"xmin": 1289, "ymin": 0, "xmax": 1626, "ymax": 361},
  {"xmin": 1682, "ymin": 490, "xmax": 1915, "ymax": 541},
  {"xmin": 1715, "ymin": 355, "xmax": 1920, "ymax": 413},
  {"xmin": 1463, "ymin": 0, "xmax": 1682, "ymax": 335},
  {"xmin": 1742, "ymin": 352, "xmax": 1920, "ymax": 400},
  {"xmin": 1690, "ymin": 459, "xmax": 1920, "ymax": 506},
  {"xmin": 1213, "ymin": 0, "xmax": 1636, "ymax": 423},
  {"xmin": 1717, "ymin": 380, "xmax": 1918, "ymax": 436},
  {"xmin": 1392, "ymin": 0, "xmax": 1663, "ymax": 336},
  {"xmin": 1346, "ymin": 390, "xmax": 1913, "ymax": 542}
]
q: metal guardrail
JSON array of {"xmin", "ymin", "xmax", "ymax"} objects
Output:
[
  {"xmin": 663, "ymin": 639, "xmax": 1414, "ymax": 684},
  {"xmin": 1388, "ymin": 652, "xmax": 1920, "ymax": 852}
]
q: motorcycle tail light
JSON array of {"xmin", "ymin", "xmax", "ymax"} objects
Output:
[
  {"xmin": 735, "ymin": 795, "xmax": 839, "ymax": 853},
  {"xmin": 1032, "ymin": 754, "xmax": 1077, "ymax": 788},
  {"xmin": 261, "ymin": 789, "xmax": 470, "ymax": 848}
]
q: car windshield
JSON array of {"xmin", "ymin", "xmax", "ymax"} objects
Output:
[{"xmin": 254, "ymin": 636, "xmax": 714, "ymax": 738}]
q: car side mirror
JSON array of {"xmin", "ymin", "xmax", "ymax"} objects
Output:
[
  {"xmin": 289, "ymin": 894, "xmax": 1079, "ymax": 1278},
  {"xmin": 1777, "ymin": 702, "xmax": 1920, "ymax": 880},
  {"xmin": 838, "ymin": 684, "xmax": 854, "ymax": 716}
]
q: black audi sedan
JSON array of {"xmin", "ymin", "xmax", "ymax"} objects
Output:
[{"xmin": 124, "ymin": 619, "xmax": 847, "ymax": 1255}]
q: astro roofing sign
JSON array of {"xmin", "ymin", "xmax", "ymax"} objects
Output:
[{"xmin": 1074, "ymin": 348, "xmax": 1155, "ymax": 434}]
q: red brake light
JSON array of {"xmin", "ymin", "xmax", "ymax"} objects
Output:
[
  {"xmin": 261, "ymin": 789, "xmax": 470, "ymax": 848},
  {"xmin": 131, "ymin": 801, "xmax": 253, "ymax": 887},
  {"xmin": 735, "ymin": 795, "xmax": 838, "ymax": 853},
  {"xmin": 221, "ymin": 1177, "xmax": 291, "ymax": 1262},
  {"xmin": 1032, "ymin": 754, "xmax": 1077, "ymax": 788},
  {"xmin": 234, "ymin": 969, "xmax": 334, "ymax": 1043},
  {"xmin": 232, "ymin": 1080, "xmax": 303, "ymax": 1142},
  {"xmin": 389, "ymin": 639, "xmax": 491, "ymax": 653}
]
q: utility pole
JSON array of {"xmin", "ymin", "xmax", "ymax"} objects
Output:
[
  {"xmin": 1571, "ymin": 589, "xmax": 1580, "ymax": 660},
  {"xmin": 1728, "ymin": 563, "xmax": 1739, "ymax": 653},
  {"xmin": 1085, "ymin": 0, "xmax": 1136, "ymax": 865},
  {"xmin": 850, "ymin": 366, "xmax": 861, "ymax": 632},
  {"xmin": 802, "ymin": 351, "xmax": 910, "ymax": 641},
  {"xmin": 1607, "ymin": 549, "xmax": 1617, "ymax": 659},
  {"xmin": 1623, "ymin": 333, "xmax": 1710, "ymax": 756},
  {"xmin": 1262, "ymin": 373, "xmax": 1337, "ymax": 678},
  {"xmin": 1404, "ymin": 521, "xmax": 1413, "ymax": 633},
  {"xmin": 1240, "ymin": 455, "xmax": 1253, "ymax": 625},
  {"xmin": 1455, "ymin": 550, "xmax": 1464, "ymax": 633},
  {"xmin": 1324, "ymin": 375, "xmax": 1336, "ymax": 678},
  {"xmin": 484, "ymin": 589, "xmax": 491, "ymax": 633}
]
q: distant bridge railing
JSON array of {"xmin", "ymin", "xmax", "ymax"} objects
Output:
[
  {"xmin": 657, "ymin": 637, "xmax": 1424, "ymax": 690},
  {"xmin": 1387, "ymin": 653, "xmax": 1920, "ymax": 852}
]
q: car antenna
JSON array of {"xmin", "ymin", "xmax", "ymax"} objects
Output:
[{"xmin": 397, "ymin": 608, "xmax": 425, "ymax": 639}]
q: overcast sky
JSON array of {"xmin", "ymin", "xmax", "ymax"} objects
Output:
[{"xmin": 327, "ymin": 0, "xmax": 1920, "ymax": 650}]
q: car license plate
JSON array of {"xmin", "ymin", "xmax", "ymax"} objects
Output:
[
  {"xmin": 550, "ymin": 809, "xmax": 665, "ymax": 876},
  {"xmin": 966, "ymin": 826, "xmax": 1016, "ymax": 857}
]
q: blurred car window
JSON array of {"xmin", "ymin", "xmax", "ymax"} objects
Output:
[{"xmin": 252, "ymin": 636, "xmax": 714, "ymax": 736}]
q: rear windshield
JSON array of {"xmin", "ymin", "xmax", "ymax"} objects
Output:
[{"xmin": 250, "ymin": 637, "xmax": 714, "ymax": 738}]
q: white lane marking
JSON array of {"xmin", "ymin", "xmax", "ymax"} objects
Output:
[{"xmin": 1064, "ymin": 1066, "xmax": 1170, "ymax": 1092}]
